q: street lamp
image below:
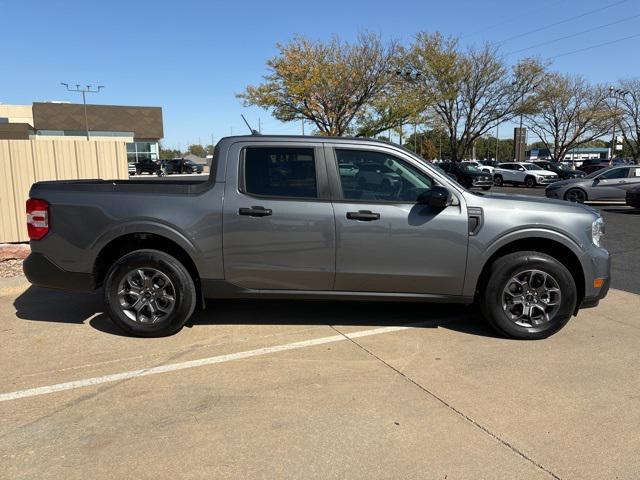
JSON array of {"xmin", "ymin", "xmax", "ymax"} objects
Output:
[
  {"xmin": 608, "ymin": 87, "xmax": 630, "ymax": 159},
  {"xmin": 60, "ymin": 83, "xmax": 104, "ymax": 140}
]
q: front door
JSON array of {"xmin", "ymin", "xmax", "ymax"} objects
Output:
[
  {"xmin": 591, "ymin": 167, "xmax": 632, "ymax": 200},
  {"xmin": 328, "ymin": 146, "xmax": 469, "ymax": 295},
  {"xmin": 222, "ymin": 144, "xmax": 335, "ymax": 290}
]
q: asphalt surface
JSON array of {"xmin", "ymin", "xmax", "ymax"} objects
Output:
[
  {"xmin": 1, "ymin": 180, "xmax": 638, "ymax": 479},
  {"xmin": 1, "ymin": 277, "xmax": 639, "ymax": 479},
  {"xmin": 492, "ymin": 185, "xmax": 640, "ymax": 294}
]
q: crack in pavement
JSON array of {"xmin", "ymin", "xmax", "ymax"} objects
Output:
[{"xmin": 329, "ymin": 325, "xmax": 562, "ymax": 480}]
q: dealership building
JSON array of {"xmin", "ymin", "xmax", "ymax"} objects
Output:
[{"xmin": 0, "ymin": 102, "xmax": 163, "ymax": 163}]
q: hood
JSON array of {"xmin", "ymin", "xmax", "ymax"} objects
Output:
[
  {"xmin": 468, "ymin": 191, "xmax": 598, "ymax": 216},
  {"xmin": 530, "ymin": 169, "xmax": 558, "ymax": 177},
  {"xmin": 545, "ymin": 177, "xmax": 585, "ymax": 188}
]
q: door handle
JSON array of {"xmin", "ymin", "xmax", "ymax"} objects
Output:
[
  {"xmin": 239, "ymin": 206, "xmax": 272, "ymax": 217},
  {"xmin": 346, "ymin": 210, "xmax": 380, "ymax": 221}
]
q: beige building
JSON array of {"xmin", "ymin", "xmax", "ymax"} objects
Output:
[{"xmin": 0, "ymin": 102, "xmax": 163, "ymax": 162}]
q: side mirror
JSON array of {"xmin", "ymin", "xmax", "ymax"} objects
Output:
[
  {"xmin": 518, "ymin": 167, "xmax": 525, "ymax": 171},
  {"xmin": 417, "ymin": 186, "xmax": 452, "ymax": 208}
]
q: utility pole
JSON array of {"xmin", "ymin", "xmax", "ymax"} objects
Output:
[
  {"xmin": 609, "ymin": 87, "xmax": 630, "ymax": 159},
  {"xmin": 60, "ymin": 83, "xmax": 104, "ymax": 140},
  {"xmin": 495, "ymin": 122, "xmax": 500, "ymax": 161},
  {"xmin": 301, "ymin": 119, "xmax": 305, "ymax": 135},
  {"xmin": 413, "ymin": 121, "xmax": 417, "ymax": 153},
  {"xmin": 258, "ymin": 118, "xmax": 261, "ymax": 134}
]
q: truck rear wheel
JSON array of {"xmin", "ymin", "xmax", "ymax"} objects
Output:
[
  {"xmin": 479, "ymin": 251, "xmax": 577, "ymax": 340},
  {"xmin": 103, "ymin": 249, "xmax": 196, "ymax": 337}
]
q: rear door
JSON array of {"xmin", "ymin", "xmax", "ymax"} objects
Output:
[
  {"xmin": 222, "ymin": 142, "xmax": 335, "ymax": 290},
  {"xmin": 327, "ymin": 144, "xmax": 469, "ymax": 295}
]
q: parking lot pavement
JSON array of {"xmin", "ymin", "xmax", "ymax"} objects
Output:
[{"xmin": 1, "ymin": 279, "xmax": 639, "ymax": 479}]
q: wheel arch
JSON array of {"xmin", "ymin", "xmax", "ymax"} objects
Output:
[
  {"xmin": 471, "ymin": 236, "xmax": 585, "ymax": 309},
  {"xmin": 93, "ymin": 232, "xmax": 201, "ymax": 301},
  {"xmin": 564, "ymin": 186, "xmax": 588, "ymax": 201}
]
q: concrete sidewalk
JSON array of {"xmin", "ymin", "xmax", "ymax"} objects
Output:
[{"xmin": 1, "ymin": 279, "xmax": 638, "ymax": 479}]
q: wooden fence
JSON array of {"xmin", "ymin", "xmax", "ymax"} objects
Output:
[{"xmin": 0, "ymin": 139, "xmax": 128, "ymax": 243}]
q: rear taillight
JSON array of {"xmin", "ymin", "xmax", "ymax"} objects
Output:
[{"xmin": 26, "ymin": 198, "xmax": 49, "ymax": 240}]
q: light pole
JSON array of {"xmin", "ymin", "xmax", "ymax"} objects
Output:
[
  {"xmin": 609, "ymin": 86, "xmax": 630, "ymax": 159},
  {"xmin": 495, "ymin": 122, "xmax": 500, "ymax": 162},
  {"xmin": 60, "ymin": 83, "xmax": 104, "ymax": 140}
]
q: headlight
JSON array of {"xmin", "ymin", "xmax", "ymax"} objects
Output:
[{"xmin": 591, "ymin": 217, "xmax": 605, "ymax": 247}]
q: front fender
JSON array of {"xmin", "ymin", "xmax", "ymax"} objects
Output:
[{"xmin": 463, "ymin": 227, "xmax": 586, "ymax": 298}]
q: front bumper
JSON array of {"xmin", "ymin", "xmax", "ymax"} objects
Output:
[
  {"xmin": 626, "ymin": 191, "xmax": 640, "ymax": 208},
  {"xmin": 537, "ymin": 177, "xmax": 559, "ymax": 185},
  {"xmin": 23, "ymin": 252, "xmax": 96, "ymax": 292},
  {"xmin": 577, "ymin": 246, "xmax": 611, "ymax": 312}
]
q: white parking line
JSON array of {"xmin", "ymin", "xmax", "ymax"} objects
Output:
[{"xmin": 0, "ymin": 324, "xmax": 419, "ymax": 403}]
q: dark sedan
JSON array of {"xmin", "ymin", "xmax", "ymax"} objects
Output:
[
  {"xmin": 439, "ymin": 162, "xmax": 493, "ymax": 190},
  {"xmin": 532, "ymin": 161, "xmax": 586, "ymax": 180},
  {"xmin": 627, "ymin": 185, "xmax": 640, "ymax": 209}
]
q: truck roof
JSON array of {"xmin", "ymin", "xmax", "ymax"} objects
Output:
[{"xmin": 216, "ymin": 134, "xmax": 396, "ymax": 147}]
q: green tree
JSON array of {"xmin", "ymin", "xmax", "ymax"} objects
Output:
[
  {"xmin": 159, "ymin": 146, "xmax": 181, "ymax": 160},
  {"xmin": 613, "ymin": 78, "xmax": 640, "ymax": 163},
  {"xmin": 237, "ymin": 33, "xmax": 402, "ymax": 136},
  {"xmin": 187, "ymin": 144, "xmax": 206, "ymax": 157},
  {"xmin": 404, "ymin": 32, "xmax": 546, "ymax": 161},
  {"xmin": 524, "ymin": 73, "xmax": 611, "ymax": 161}
]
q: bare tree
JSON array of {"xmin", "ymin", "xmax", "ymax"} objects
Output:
[
  {"xmin": 237, "ymin": 33, "xmax": 400, "ymax": 136},
  {"xmin": 525, "ymin": 73, "xmax": 611, "ymax": 162},
  {"xmin": 613, "ymin": 78, "xmax": 640, "ymax": 163},
  {"xmin": 404, "ymin": 32, "xmax": 545, "ymax": 161}
]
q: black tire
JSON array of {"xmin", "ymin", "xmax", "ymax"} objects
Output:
[
  {"xmin": 481, "ymin": 186, "xmax": 491, "ymax": 191},
  {"xmin": 103, "ymin": 249, "xmax": 197, "ymax": 337},
  {"xmin": 135, "ymin": 169, "xmax": 141, "ymax": 175},
  {"xmin": 479, "ymin": 251, "xmax": 577, "ymax": 340},
  {"xmin": 493, "ymin": 175, "xmax": 503, "ymax": 186},
  {"xmin": 564, "ymin": 188, "xmax": 587, "ymax": 203},
  {"xmin": 525, "ymin": 176, "xmax": 536, "ymax": 188}
]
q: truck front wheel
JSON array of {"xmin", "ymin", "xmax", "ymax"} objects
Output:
[
  {"xmin": 103, "ymin": 249, "xmax": 196, "ymax": 337},
  {"xmin": 479, "ymin": 251, "xmax": 577, "ymax": 340}
]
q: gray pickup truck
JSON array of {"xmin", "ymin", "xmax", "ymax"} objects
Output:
[{"xmin": 24, "ymin": 135, "xmax": 610, "ymax": 340}]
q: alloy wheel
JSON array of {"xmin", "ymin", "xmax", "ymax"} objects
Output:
[
  {"xmin": 117, "ymin": 268, "xmax": 176, "ymax": 324},
  {"xmin": 502, "ymin": 269, "xmax": 562, "ymax": 328}
]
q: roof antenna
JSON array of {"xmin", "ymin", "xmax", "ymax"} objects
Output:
[{"xmin": 241, "ymin": 114, "xmax": 261, "ymax": 135}]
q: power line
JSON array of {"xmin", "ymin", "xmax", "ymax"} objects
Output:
[
  {"xmin": 460, "ymin": 0, "xmax": 568, "ymax": 39},
  {"xmin": 496, "ymin": 0, "xmax": 629, "ymax": 45},
  {"xmin": 548, "ymin": 31, "xmax": 640, "ymax": 59},
  {"xmin": 505, "ymin": 13, "xmax": 640, "ymax": 56}
]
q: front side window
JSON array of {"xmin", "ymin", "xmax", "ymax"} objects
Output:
[
  {"xmin": 335, "ymin": 149, "xmax": 433, "ymax": 202},
  {"xmin": 243, "ymin": 147, "xmax": 317, "ymax": 198},
  {"xmin": 598, "ymin": 168, "xmax": 629, "ymax": 180}
]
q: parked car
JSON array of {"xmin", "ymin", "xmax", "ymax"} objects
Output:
[
  {"xmin": 461, "ymin": 160, "xmax": 494, "ymax": 174},
  {"xmin": 578, "ymin": 159, "xmax": 612, "ymax": 175},
  {"xmin": 439, "ymin": 162, "xmax": 493, "ymax": 190},
  {"xmin": 134, "ymin": 159, "xmax": 161, "ymax": 175},
  {"xmin": 545, "ymin": 165, "xmax": 640, "ymax": 203},
  {"xmin": 23, "ymin": 135, "xmax": 610, "ymax": 340},
  {"xmin": 354, "ymin": 162, "xmax": 401, "ymax": 191},
  {"xmin": 162, "ymin": 158, "xmax": 204, "ymax": 174},
  {"xmin": 626, "ymin": 185, "xmax": 640, "ymax": 209},
  {"xmin": 532, "ymin": 161, "xmax": 586, "ymax": 180},
  {"xmin": 128, "ymin": 162, "xmax": 136, "ymax": 176},
  {"xmin": 493, "ymin": 162, "xmax": 559, "ymax": 187}
]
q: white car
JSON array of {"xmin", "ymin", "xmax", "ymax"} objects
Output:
[
  {"xmin": 493, "ymin": 162, "xmax": 559, "ymax": 188},
  {"xmin": 462, "ymin": 160, "xmax": 494, "ymax": 174}
]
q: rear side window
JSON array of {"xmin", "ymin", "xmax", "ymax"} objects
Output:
[{"xmin": 243, "ymin": 147, "xmax": 317, "ymax": 198}]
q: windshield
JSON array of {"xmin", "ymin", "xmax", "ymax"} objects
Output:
[
  {"xmin": 585, "ymin": 168, "xmax": 608, "ymax": 179},
  {"xmin": 521, "ymin": 163, "xmax": 541, "ymax": 171},
  {"xmin": 461, "ymin": 165, "xmax": 481, "ymax": 173}
]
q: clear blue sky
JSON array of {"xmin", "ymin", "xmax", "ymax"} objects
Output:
[{"xmin": 2, "ymin": 0, "xmax": 640, "ymax": 148}]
